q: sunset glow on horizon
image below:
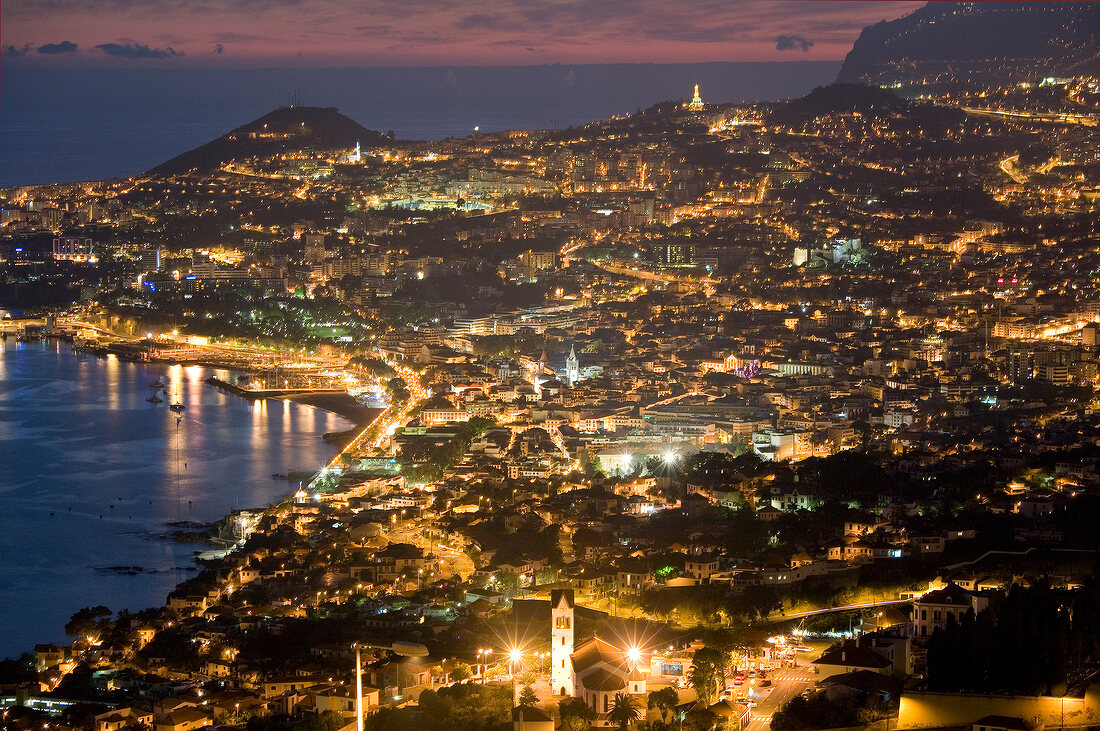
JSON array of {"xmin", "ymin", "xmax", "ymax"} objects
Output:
[{"xmin": 2, "ymin": 0, "xmax": 925, "ymax": 67}]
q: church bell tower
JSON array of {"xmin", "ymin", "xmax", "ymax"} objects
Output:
[{"xmin": 551, "ymin": 588, "xmax": 575, "ymax": 696}]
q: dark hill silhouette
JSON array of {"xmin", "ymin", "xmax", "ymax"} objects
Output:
[
  {"xmin": 838, "ymin": 2, "xmax": 1100, "ymax": 84},
  {"xmin": 146, "ymin": 106, "xmax": 390, "ymax": 176},
  {"xmin": 768, "ymin": 83, "xmax": 965, "ymax": 128}
]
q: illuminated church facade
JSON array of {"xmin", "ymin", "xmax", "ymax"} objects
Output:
[{"xmin": 550, "ymin": 589, "xmax": 649, "ymax": 726}]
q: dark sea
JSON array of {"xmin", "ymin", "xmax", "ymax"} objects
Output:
[
  {"xmin": 0, "ymin": 62, "xmax": 841, "ymax": 187},
  {"xmin": 0, "ymin": 340, "xmax": 350, "ymax": 656}
]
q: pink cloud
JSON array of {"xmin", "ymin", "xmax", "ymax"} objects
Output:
[{"xmin": 2, "ymin": 0, "xmax": 926, "ymax": 66}]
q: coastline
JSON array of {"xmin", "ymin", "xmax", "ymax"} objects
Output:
[
  {"xmin": 282, "ymin": 392, "xmax": 380, "ymax": 427},
  {"xmin": 203, "ymin": 376, "xmax": 380, "ymax": 428},
  {"xmin": 0, "ymin": 344, "xmax": 352, "ymax": 657}
]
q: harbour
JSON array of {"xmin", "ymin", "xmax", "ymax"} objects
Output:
[{"xmin": 0, "ymin": 339, "xmax": 353, "ymax": 656}]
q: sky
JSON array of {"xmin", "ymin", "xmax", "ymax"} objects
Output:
[{"xmin": 2, "ymin": 0, "xmax": 926, "ymax": 67}]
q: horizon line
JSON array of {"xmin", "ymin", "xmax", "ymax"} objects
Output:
[{"xmin": 2, "ymin": 59, "xmax": 845, "ymax": 72}]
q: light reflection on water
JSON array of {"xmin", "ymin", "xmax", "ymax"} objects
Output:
[{"xmin": 0, "ymin": 340, "xmax": 350, "ymax": 655}]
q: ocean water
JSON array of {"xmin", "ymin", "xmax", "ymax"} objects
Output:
[
  {"xmin": 0, "ymin": 62, "xmax": 841, "ymax": 186},
  {"xmin": 0, "ymin": 340, "xmax": 350, "ymax": 656}
]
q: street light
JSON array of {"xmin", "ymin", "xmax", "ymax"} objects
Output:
[
  {"xmin": 477, "ymin": 648, "xmax": 493, "ymax": 684},
  {"xmin": 508, "ymin": 648, "xmax": 522, "ymax": 705}
]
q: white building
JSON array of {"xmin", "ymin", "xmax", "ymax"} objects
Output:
[
  {"xmin": 912, "ymin": 583, "xmax": 990, "ymax": 638},
  {"xmin": 551, "ymin": 589, "xmax": 575, "ymax": 697},
  {"xmin": 752, "ymin": 427, "xmax": 813, "ymax": 461}
]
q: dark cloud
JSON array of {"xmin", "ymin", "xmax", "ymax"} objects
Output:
[
  {"xmin": 37, "ymin": 40, "xmax": 78, "ymax": 53},
  {"xmin": 456, "ymin": 13, "xmax": 513, "ymax": 30},
  {"xmin": 95, "ymin": 42, "xmax": 183, "ymax": 58},
  {"xmin": 2, "ymin": 44, "xmax": 32, "ymax": 57},
  {"xmin": 213, "ymin": 32, "xmax": 271, "ymax": 42},
  {"xmin": 642, "ymin": 21, "xmax": 748, "ymax": 44},
  {"xmin": 353, "ymin": 25, "xmax": 392, "ymax": 36},
  {"xmin": 485, "ymin": 38, "xmax": 532, "ymax": 48},
  {"xmin": 385, "ymin": 30, "xmax": 445, "ymax": 49},
  {"xmin": 6, "ymin": 0, "xmax": 306, "ymax": 13},
  {"xmin": 213, "ymin": 43, "xmax": 224, "ymax": 53},
  {"xmin": 776, "ymin": 34, "xmax": 813, "ymax": 51}
]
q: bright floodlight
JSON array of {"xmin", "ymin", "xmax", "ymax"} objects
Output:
[
  {"xmin": 627, "ymin": 647, "xmax": 641, "ymax": 663},
  {"xmin": 509, "ymin": 648, "xmax": 522, "ymax": 663},
  {"xmin": 663, "ymin": 451, "xmax": 676, "ymax": 464}
]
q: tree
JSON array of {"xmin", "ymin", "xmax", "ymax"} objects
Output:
[
  {"xmin": 417, "ymin": 683, "xmax": 512, "ymax": 730},
  {"xmin": 647, "ymin": 686, "xmax": 679, "ymax": 723},
  {"xmin": 607, "ymin": 692, "xmax": 641, "ymax": 731},
  {"xmin": 688, "ymin": 647, "xmax": 724, "ymax": 705},
  {"xmin": 364, "ymin": 706, "xmax": 413, "ymax": 731},
  {"xmin": 743, "ymin": 585, "xmax": 783, "ymax": 621},
  {"xmin": 681, "ymin": 707, "xmax": 717, "ymax": 731},
  {"xmin": 0, "ymin": 653, "xmax": 35, "ymax": 684},
  {"xmin": 59, "ymin": 702, "xmax": 110, "ymax": 730},
  {"xmin": 494, "ymin": 571, "xmax": 521, "ymax": 597},
  {"xmin": 300, "ymin": 711, "xmax": 345, "ymax": 731},
  {"xmin": 559, "ymin": 698, "xmax": 596, "ymax": 731},
  {"xmin": 518, "ymin": 685, "xmax": 539, "ymax": 707},
  {"xmin": 450, "ymin": 662, "xmax": 471, "ymax": 682},
  {"xmin": 64, "ymin": 606, "xmax": 112, "ymax": 641},
  {"xmin": 579, "ymin": 450, "xmax": 603, "ymax": 477}
]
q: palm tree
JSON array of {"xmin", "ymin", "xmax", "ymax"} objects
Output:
[
  {"xmin": 647, "ymin": 686, "xmax": 679, "ymax": 723},
  {"xmin": 607, "ymin": 692, "xmax": 641, "ymax": 731}
]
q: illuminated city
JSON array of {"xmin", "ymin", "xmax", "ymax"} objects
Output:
[{"xmin": 1, "ymin": 3, "xmax": 1100, "ymax": 731}]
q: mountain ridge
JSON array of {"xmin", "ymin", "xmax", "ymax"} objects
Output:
[
  {"xmin": 146, "ymin": 106, "xmax": 390, "ymax": 177},
  {"xmin": 768, "ymin": 83, "xmax": 965, "ymax": 129},
  {"xmin": 838, "ymin": 2, "xmax": 1100, "ymax": 85}
]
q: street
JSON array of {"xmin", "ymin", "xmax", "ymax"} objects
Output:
[{"xmin": 743, "ymin": 664, "xmax": 819, "ymax": 731}]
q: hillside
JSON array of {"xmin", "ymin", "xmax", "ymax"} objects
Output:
[
  {"xmin": 146, "ymin": 106, "xmax": 390, "ymax": 176},
  {"xmin": 768, "ymin": 83, "xmax": 964, "ymax": 128},
  {"xmin": 838, "ymin": 2, "xmax": 1100, "ymax": 85}
]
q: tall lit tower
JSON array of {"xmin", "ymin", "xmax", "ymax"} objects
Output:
[
  {"xmin": 689, "ymin": 84, "xmax": 704, "ymax": 111},
  {"xmin": 566, "ymin": 344, "xmax": 580, "ymax": 387},
  {"xmin": 550, "ymin": 588, "xmax": 575, "ymax": 697}
]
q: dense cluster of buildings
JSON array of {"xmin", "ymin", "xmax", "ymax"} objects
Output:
[{"xmin": 3, "ymin": 62, "xmax": 1100, "ymax": 731}]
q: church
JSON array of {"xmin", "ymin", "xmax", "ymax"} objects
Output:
[{"xmin": 551, "ymin": 590, "xmax": 648, "ymax": 725}]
